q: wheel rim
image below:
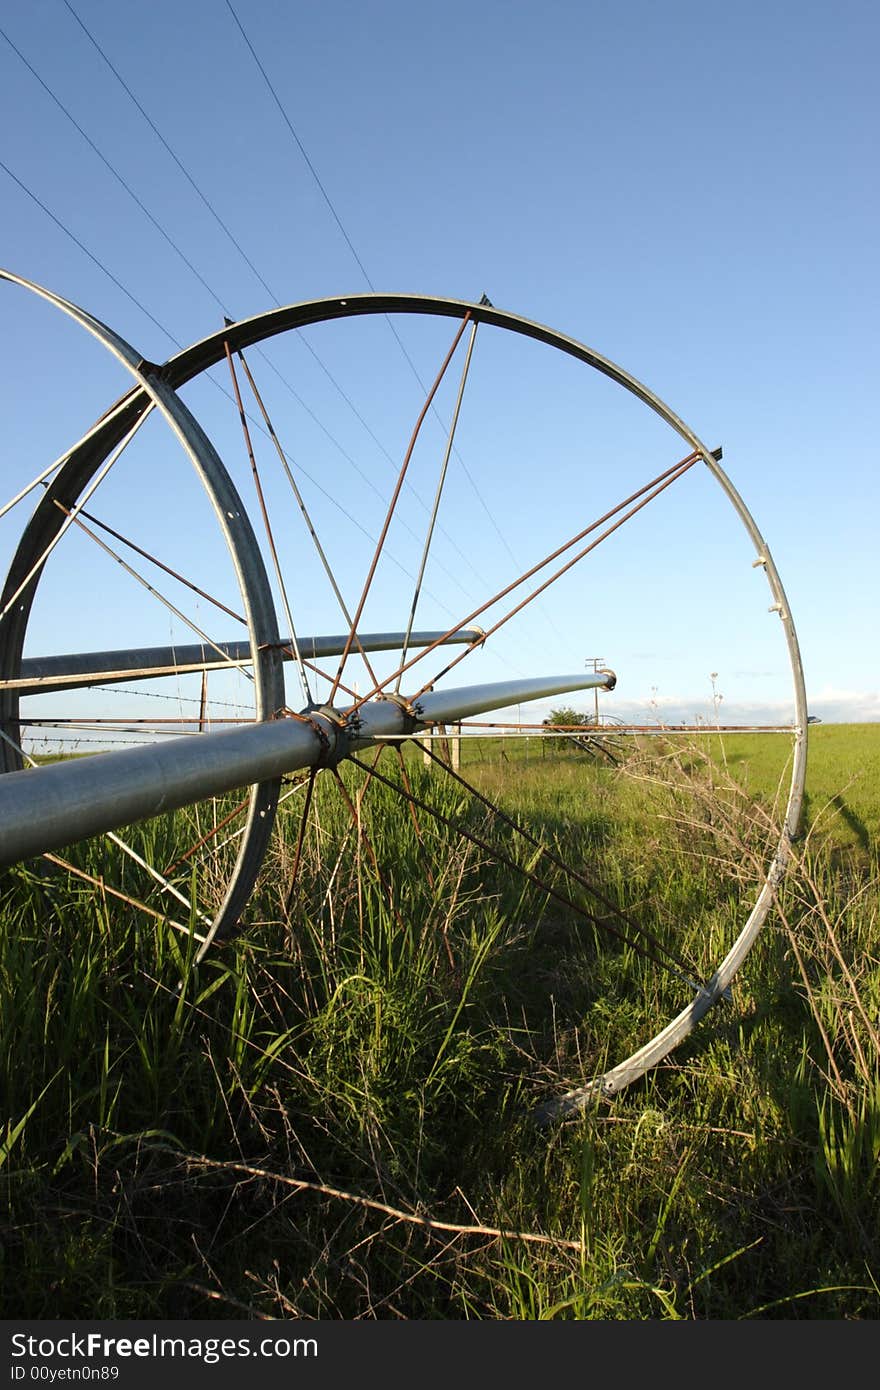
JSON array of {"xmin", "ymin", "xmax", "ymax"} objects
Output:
[{"xmin": 0, "ymin": 278, "xmax": 808, "ymax": 1106}]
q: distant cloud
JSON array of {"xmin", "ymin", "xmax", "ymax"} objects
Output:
[
  {"xmin": 517, "ymin": 687, "xmax": 880, "ymax": 727},
  {"xmin": 806, "ymin": 687, "xmax": 880, "ymax": 724},
  {"xmin": 605, "ymin": 695, "xmax": 797, "ymax": 727}
]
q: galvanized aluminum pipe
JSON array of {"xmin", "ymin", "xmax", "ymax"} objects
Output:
[
  {"xmin": 0, "ymin": 672, "xmax": 612, "ymax": 867},
  {"xmin": 9, "ymin": 628, "xmax": 485, "ymax": 696}
]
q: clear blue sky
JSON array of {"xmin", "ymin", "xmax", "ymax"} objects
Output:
[{"xmin": 1, "ymin": 0, "xmax": 877, "ymax": 738}]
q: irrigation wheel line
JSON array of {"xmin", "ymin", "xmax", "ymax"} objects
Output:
[{"xmin": 0, "ymin": 275, "xmax": 808, "ymax": 1108}]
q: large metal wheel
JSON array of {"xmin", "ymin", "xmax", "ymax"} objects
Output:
[{"xmin": 0, "ymin": 275, "xmax": 807, "ymax": 1110}]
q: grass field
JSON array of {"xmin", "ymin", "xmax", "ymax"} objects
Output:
[{"xmin": 1, "ymin": 723, "xmax": 878, "ymax": 1319}]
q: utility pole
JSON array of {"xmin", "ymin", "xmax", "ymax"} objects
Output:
[{"xmin": 584, "ymin": 657, "xmax": 605, "ymax": 726}]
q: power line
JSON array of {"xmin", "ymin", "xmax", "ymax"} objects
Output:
[
  {"xmin": 0, "ymin": 155, "xmax": 180, "ymax": 348},
  {"xmin": 61, "ymin": 0, "xmax": 277, "ymax": 306},
  {"xmin": 58, "ymin": 0, "xmax": 490, "ymax": 597},
  {"xmin": 222, "ymin": 1, "xmax": 460, "ymax": 409},
  {"xmin": 225, "ymin": 0, "xmax": 376, "ymax": 294},
  {"xmin": 222, "ymin": 2, "xmax": 554, "ymax": 612},
  {"xmin": 3, "ymin": 10, "xmax": 548, "ymax": 660},
  {"xmin": 0, "ymin": 23, "xmax": 229, "ymax": 321},
  {"xmin": 0, "ymin": 160, "xmax": 467, "ymax": 624},
  {"xmin": 1, "ymin": 12, "xmax": 476, "ymax": 607},
  {"xmin": 0, "ymin": 24, "xmax": 396, "ymax": 518}
]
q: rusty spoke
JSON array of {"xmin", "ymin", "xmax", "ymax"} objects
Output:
[
  {"xmin": 42, "ymin": 852, "xmax": 199, "ymax": 936},
  {"xmin": 396, "ymin": 318, "xmax": 480, "ymax": 688},
  {"xmin": 234, "ymin": 346, "xmax": 382, "ymax": 693},
  {"xmin": 328, "ymin": 311, "xmax": 474, "ymax": 704},
  {"xmin": 161, "ymin": 765, "xmax": 315, "ymax": 881},
  {"xmin": 300, "ymin": 656, "xmax": 359, "ymax": 702},
  {"xmin": 47, "ymin": 496, "xmax": 246, "ymax": 624},
  {"xmin": 417, "ymin": 739, "xmax": 697, "ymax": 981},
  {"xmin": 352, "ymin": 752, "xmax": 700, "ymax": 991},
  {"xmin": 0, "ymin": 413, "xmax": 150, "ymax": 626},
  {"xmin": 346, "ymin": 448, "xmax": 702, "ymax": 715},
  {"xmin": 283, "ymin": 767, "xmax": 318, "ymax": 917},
  {"xmin": 224, "ymin": 339, "xmax": 312, "ymax": 706},
  {"xmin": 48, "ymin": 496, "xmax": 257, "ymax": 685},
  {"xmin": 391, "ymin": 744, "xmax": 435, "ymax": 891},
  {"xmin": 411, "ymin": 453, "xmax": 699, "ymax": 700},
  {"xmin": 3, "ymin": 722, "xmax": 208, "ymax": 929},
  {"xmin": 162, "ymin": 794, "xmax": 253, "ymax": 877},
  {"xmin": 329, "ymin": 761, "xmax": 407, "ymax": 934}
]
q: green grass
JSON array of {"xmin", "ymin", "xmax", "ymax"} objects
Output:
[{"xmin": 0, "ymin": 724, "xmax": 877, "ymax": 1318}]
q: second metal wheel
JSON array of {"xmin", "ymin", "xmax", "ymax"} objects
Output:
[{"xmin": 0, "ymin": 280, "xmax": 806, "ymax": 1104}]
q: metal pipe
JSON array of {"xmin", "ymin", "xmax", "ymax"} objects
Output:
[
  {"xmin": 412, "ymin": 671, "xmax": 615, "ymax": 726},
  {"xmin": 0, "ymin": 671, "xmax": 613, "ymax": 867},
  {"xmin": 7, "ymin": 628, "xmax": 485, "ymax": 696}
]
